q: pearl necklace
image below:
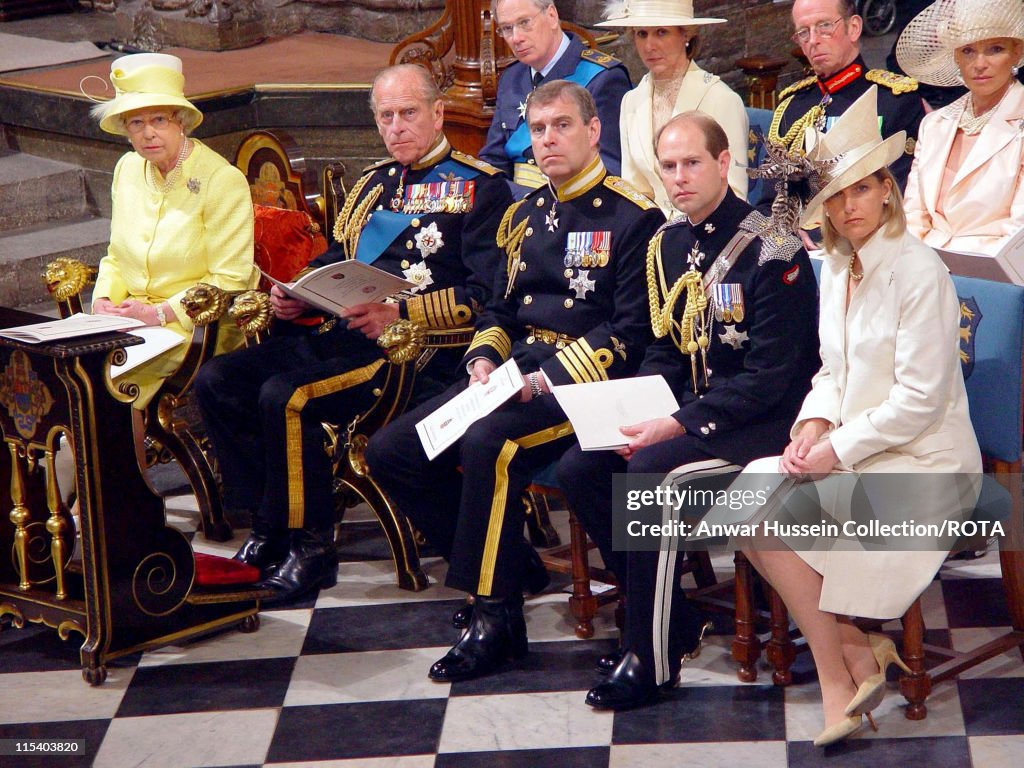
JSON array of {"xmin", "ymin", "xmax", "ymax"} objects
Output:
[
  {"xmin": 958, "ymin": 86, "xmax": 1012, "ymax": 136},
  {"xmin": 849, "ymin": 251, "xmax": 863, "ymax": 281},
  {"xmin": 147, "ymin": 137, "xmax": 190, "ymax": 194}
]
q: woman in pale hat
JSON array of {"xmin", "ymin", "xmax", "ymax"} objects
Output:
[
  {"xmin": 90, "ymin": 53, "xmax": 256, "ymax": 415},
  {"xmin": 597, "ymin": 0, "xmax": 748, "ymax": 214},
  {"xmin": 897, "ymin": 0, "xmax": 1024, "ymax": 256},
  {"xmin": 731, "ymin": 87, "xmax": 980, "ymax": 746}
]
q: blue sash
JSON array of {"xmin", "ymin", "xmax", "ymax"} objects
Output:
[
  {"xmin": 503, "ymin": 59, "xmax": 605, "ymax": 163},
  {"xmin": 353, "ymin": 159, "xmax": 481, "ymax": 264}
]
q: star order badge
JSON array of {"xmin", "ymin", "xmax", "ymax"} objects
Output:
[
  {"xmin": 518, "ymin": 100, "xmax": 528, "ymax": 119},
  {"xmin": 568, "ymin": 270, "xmax": 596, "ymax": 299},
  {"xmin": 403, "ymin": 261, "xmax": 434, "ymax": 293},
  {"xmin": 719, "ymin": 324, "xmax": 749, "ymax": 350},
  {"xmin": 414, "ymin": 222, "xmax": 444, "ymax": 259}
]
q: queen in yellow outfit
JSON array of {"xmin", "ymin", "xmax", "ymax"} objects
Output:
[{"xmin": 91, "ymin": 53, "xmax": 256, "ymax": 409}]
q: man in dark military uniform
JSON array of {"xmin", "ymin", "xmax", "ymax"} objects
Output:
[
  {"xmin": 365, "ymin": 81, "xmax": 665, "ymax": 682},
  {"xmin": 194, "ymin": 64, "xmax": 513, "ymax": 603},
  {"xmin": 769, "ymin": 0, "xmax": 924, "ymax": 193},
  {"xmin": 481, "ymin": 0, "xmax": 631, "ymax": 187},
  {"xmin": 559, "ymin": 111, "xmax": 821, "ymax": 710}
]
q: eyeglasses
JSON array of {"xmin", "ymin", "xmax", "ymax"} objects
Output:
[
  {"xmin": 496, "ymin": 9, "xmax": 544, "ymax": 39},
  {"xmin": 125, "ymin": 114, "xmax": 176, "ymax": 134},
  {"xmin": 791, "ymin": 16, "xmax": 846, "ymax": 45}
]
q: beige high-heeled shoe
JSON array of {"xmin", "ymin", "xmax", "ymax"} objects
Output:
[
  {"xmin": 844, "ymin": 632, "xmax": 913, "ymax": 717},
  {"xmin": 814, "ymin": 713, "xmax": 876, "ymax": 747}
]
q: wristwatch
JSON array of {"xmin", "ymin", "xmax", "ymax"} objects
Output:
[
  {"xmin": 528, "ymin": 372, "xmax": 543, "ymax": 399},
  {"xmin": 155, "ymin": 304, "xmax": 167, "ymax": 327}
]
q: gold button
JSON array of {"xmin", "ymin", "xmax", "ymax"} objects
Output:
[
  {"xmin": 376, "ymin": 205, "xmax": 384, "ymax": 211},
  {"xmin": 519, "ymin": 262, "xmax": 527, "ymax": 272},
  {"xmin": 564, "ymin": 298, "xmax": 574, "ymax": 308},
  {"xmin": 524, "ymin": 295, "xmax": 533, "ymax": 304},
  {"xmin": 406, "ymin": 240, "xmax": 414, "ymax": 249},
  {"xmin": 411, "ymin": 218, "xmax": 421, "ymax": 228},
  {"xmin": 525, "ymin": 227, "xmax": 534, "ymax": 236},
  {"xmin": 526, "ymin": 336, "xmax": 536, "ymax": 344},
  {"xmin": 564, "ymin": 269, "xmax": 573, "ymax": 278},
  {"xmin": 536, "ymin": 198, "xmax": 545, "ymax": 207},
  {"xmin": 528, "ymin": 159, "xmax": 536, "ymax": 165},
  {"xmin": 401, "ymin": 260, "xmax": 410, "ymax": 268},
  {"xmin": 388, "ymin": 168, "xmax": 396, "ymax": 176},
  {"xmin": 593, "ymin": 198, "xmax": 602, "ymax": 208},
  {"xmin": 555, "ymin": 341, "xmax": 566, "ymax": 349}
]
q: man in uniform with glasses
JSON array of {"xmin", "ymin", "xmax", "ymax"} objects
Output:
[
  {"xmin": 769, "ymin": 0, "xmax": 925, "ymax": 192},
  {"xmin": 481, "ymin": 0, "xmax": 631, "ymax": 188}
]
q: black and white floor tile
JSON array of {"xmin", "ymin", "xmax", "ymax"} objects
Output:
[{"xmin": 2, "ymin": 485, "xmax": 1022, "ymax": 768}]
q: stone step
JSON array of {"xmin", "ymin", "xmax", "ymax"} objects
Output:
[
  {"xmin": 0, "ymin": 153, "xmax": 90, "ymax": 234},
  {"xmin": 0, "ymin": 215, "xmax": 109, "ymax": 307}
]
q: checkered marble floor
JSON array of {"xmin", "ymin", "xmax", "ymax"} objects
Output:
[{"xmin": 2, "ymin": 486, "xmax": 1023, "ymax": 768}]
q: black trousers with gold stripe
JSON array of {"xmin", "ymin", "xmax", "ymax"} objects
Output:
[
  {"xmin": 196, "ymin": 324, "xmax": 455, "ymax": 532},
  {"xmin": 366, "ymin": 382, "xmax": 576, "ymax": 598}
]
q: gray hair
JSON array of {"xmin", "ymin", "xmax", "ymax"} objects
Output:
[
  {"xmin": 492, "ymin": 0, "xmax": 554, "ymax": 21},
  {"xmin": 369, "ymin": 64, "xmax": 442, "ymax": 112}
]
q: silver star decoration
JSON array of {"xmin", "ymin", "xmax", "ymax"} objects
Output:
[
  {"xmin": 569, "ymin": 270, "xmax": 596, "ymax": 299},
  {"xmin": 704, "ymin": 222, "xmax": 715, "ymax": 233},
  {"xmin": 719, "ymin": 324, "xmax": 749, "ymax": 350},
  {"xmin": 518, "ymin": 100, "xmax": 528, "ymax": 119}
]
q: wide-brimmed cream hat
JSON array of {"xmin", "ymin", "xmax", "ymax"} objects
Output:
[
  {"xmin": 896, "ymin": 0, "xmax": 1024, "ymax": 87},
  {"xmin": 800, "ymin": 86, "xmax": 906, "ymax": 229},
  {"xmin": 596, "ymin": 0, "xmax": 726, "ymax": 28},
  {"xmin": 91, "ymin": 53, "xmax": 203, "ymax": 136}
]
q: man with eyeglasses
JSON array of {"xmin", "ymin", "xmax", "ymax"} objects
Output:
[
  {"xmin": 769, "ymin": 0, "xmax": 925, "ymax": 193},
  {"xmin": 480, "ymin": 0, "xmax": 631, "ymax": 188}
]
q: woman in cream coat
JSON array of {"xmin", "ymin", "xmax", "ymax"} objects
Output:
[
  {"xmin": 735, "ymin": 88, "xmax": 981, "ymax": 748},
  {"xmin": 597, "ymin": 0, "xmax": 748, "ymax": 214},
  {"xmin": 897, "ymin": 0, "xmax": 1024, "ymax": 255}
]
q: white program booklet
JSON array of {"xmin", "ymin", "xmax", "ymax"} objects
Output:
[
  {"xmin": 259, "ymin": 261, "xmax": 415, "ymax": 316},
  {"xmin": 551, "ymin": 375, "xmax": 680, "ymax": 450},
  {"xmin": 0, "ymin": 312, "xmax": 144, "ymax": 344},
  {"xmin": 936, "ymin": 230, "xmax": 1024, "ymax": 284},
  {"xmin": 111, "ymin": 326, "xmax": 186, "ymax": 378},
  {"xmin": 416, "ymin": 358, "xmax": 524, "ymax": 460}
]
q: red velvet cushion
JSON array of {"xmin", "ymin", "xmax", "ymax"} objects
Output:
[
  {"xmin": 194, "ymin": 552, "xmax": 261, "ymax": 586},
  {"xmin": 253, "ymin": 204, "xmax": 328, "ymax": 287}
]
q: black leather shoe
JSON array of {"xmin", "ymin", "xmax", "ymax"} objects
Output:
[
  {"xmin": 451, "ymin": 599, "xmax": 474, "ymax": 629},
  {"xmin": 522, "ymin": 540, "xmax": 550, "ymax": 595},
  {"xmin": 595, "ymin": 647, "xmax": 626, "ymax": 675},
  {"xmin": 260, "ymin": 527, "xmax": 338, "ymax": 605},
  {"xmin": 585, "ymin": 650, "xmax": 676, "ymax": 710},
  {"xmin": 233, "ymin": 530, "xmax": 288, "ymax": 573},
  {"xmin": 429, "ymin": 595, "xmax": 528, "ymax": 682}
]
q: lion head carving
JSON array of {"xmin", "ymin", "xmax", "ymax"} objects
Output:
[
  {"xmin": 377, "ymin": 319, "xmax": 425, "ymax": 364},
  {"xmin": 228, "ymin": 291, "xmax": 273, "ymax": 338},
  {"xmin": 43, "ymin": 258, "xmax": 96, "ymax": 302},
  {"xmin": 180, "ymin": 283, "xmax": 230, "ymax": 327}
]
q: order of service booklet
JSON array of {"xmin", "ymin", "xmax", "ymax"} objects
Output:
[
  {"xmin": 0, "ymin": 312, "xmax": 144, "ymax": 344},
  {"xmin": 259, "ymin": 261, "xmax": 415, "ymax": 316},
  {"xmin": 550, "ymin": 375, "xmax": 680, "ymax": 450},
  {"xmin": 415, "ymin": 358, "xmax": 525, "ymax": 460},
  {"xmin": 110, "ymin": 326, "xmax": 186, "ymax": 378}
]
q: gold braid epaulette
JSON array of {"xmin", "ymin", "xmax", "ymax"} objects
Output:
[
  {"xmin": 768, "ymin": 94, "xmax": 825, "ymax": 153},
  {"xmin": 333, "ymin": 173, "xmax": 380, "ymax": 259},
  {"xmin": 865, "ymin": 69, "xmax": 919, "ymax": 95},
  {"xmin": 778, "ymin": 75, "xmax": 816, "ymax": 101},
  {"xmin": 497, "ymin": 198, "xmax": 529, "ymax": 297}
]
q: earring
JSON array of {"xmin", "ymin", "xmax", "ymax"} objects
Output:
[
  {"xmin": 883, "ymin": 198, "xmax": 890, "ymax": 206},
  {"xmin": 1014, "ymin": 65, "xmax": 1020, "ymax": 77}
]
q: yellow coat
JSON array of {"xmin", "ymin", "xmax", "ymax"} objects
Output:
[{"xmin": 94, "ymin": 139, "xmax": 256, "ymax": 407}]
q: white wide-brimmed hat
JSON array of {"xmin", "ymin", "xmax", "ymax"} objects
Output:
[
  {"xmin": 895, "ymin": 0, "xmax": 1024, "ymax": 87},
  {"xmin": 596, "ymin": 0, "xmax": 726, "ymax": 28},
  {"xmin": 91, "ymin": 53, "xmax": 203, "ymax": 136},
  {"xmin": 800, "ymin": 86, "xmax": 907, "ymax": 229}
]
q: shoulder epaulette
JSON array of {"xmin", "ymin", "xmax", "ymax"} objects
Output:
[
  {"xmin": 451, "ymin": 150, "xmax": 502, "ymax": 176},
  {"xmin": 738, "ymin": 210, "xmax": 802, "ymax": 266},
  {"xmin": 361, "ymin": 157, "xmax": 394, "ymax": 173},
  {"xmin": 580, "ymin": 47, "xmax": 621, "ymax": 69},
  {"xmin": 865, "ymin": 69, "xmax": 919, "ymax": 95},
  {"xmin": 778, "ymin": 75, "xmax": 817, "ymax": 100},
  {"xmin": 603, "ymin": 176, "xmax": 657, "ymax": 210}
]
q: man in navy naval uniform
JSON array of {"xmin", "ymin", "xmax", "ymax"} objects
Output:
[
  {"xmin": 559, "ymin": 111, "xmax": 820, "ymax": 710},
  {"xmin": 769, "ymin": 0, "xmax": 924, "ymax": 194},
  {"xmin": 480, "ymin": 0, "xmax": 631, "ymax": 188},
  {"xmin": 365, "ymin": 80, "xmax": 665, "ymax": 682},
  {"xmin": 194, "ymin": 64, "xmax": 513, "ymax": 603}
]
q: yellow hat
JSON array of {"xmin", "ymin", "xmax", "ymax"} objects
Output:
[{"xmin": 91, "ymin": 53, "xmax": 203, "ymax": 136}]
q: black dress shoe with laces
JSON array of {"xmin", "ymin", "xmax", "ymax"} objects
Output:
[
  {"xmin": 260, "ymin": 526, "xmax": 338, "ymax": 605},
  {"xmin": 595, "ymin": 647, "xmax": 626, "ymax": 675},
  {"xmin": 430, "ymin": 595, "xmax": 528, "ymax": 682},
  {"xmin": 585, "ymin": 650, "xmax": 677, "ymax": 710}
]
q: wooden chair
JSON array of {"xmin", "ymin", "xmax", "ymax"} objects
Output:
[{"xmin": 755, "ymin": 273, "xmax": 1024, "ymax": 719}]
